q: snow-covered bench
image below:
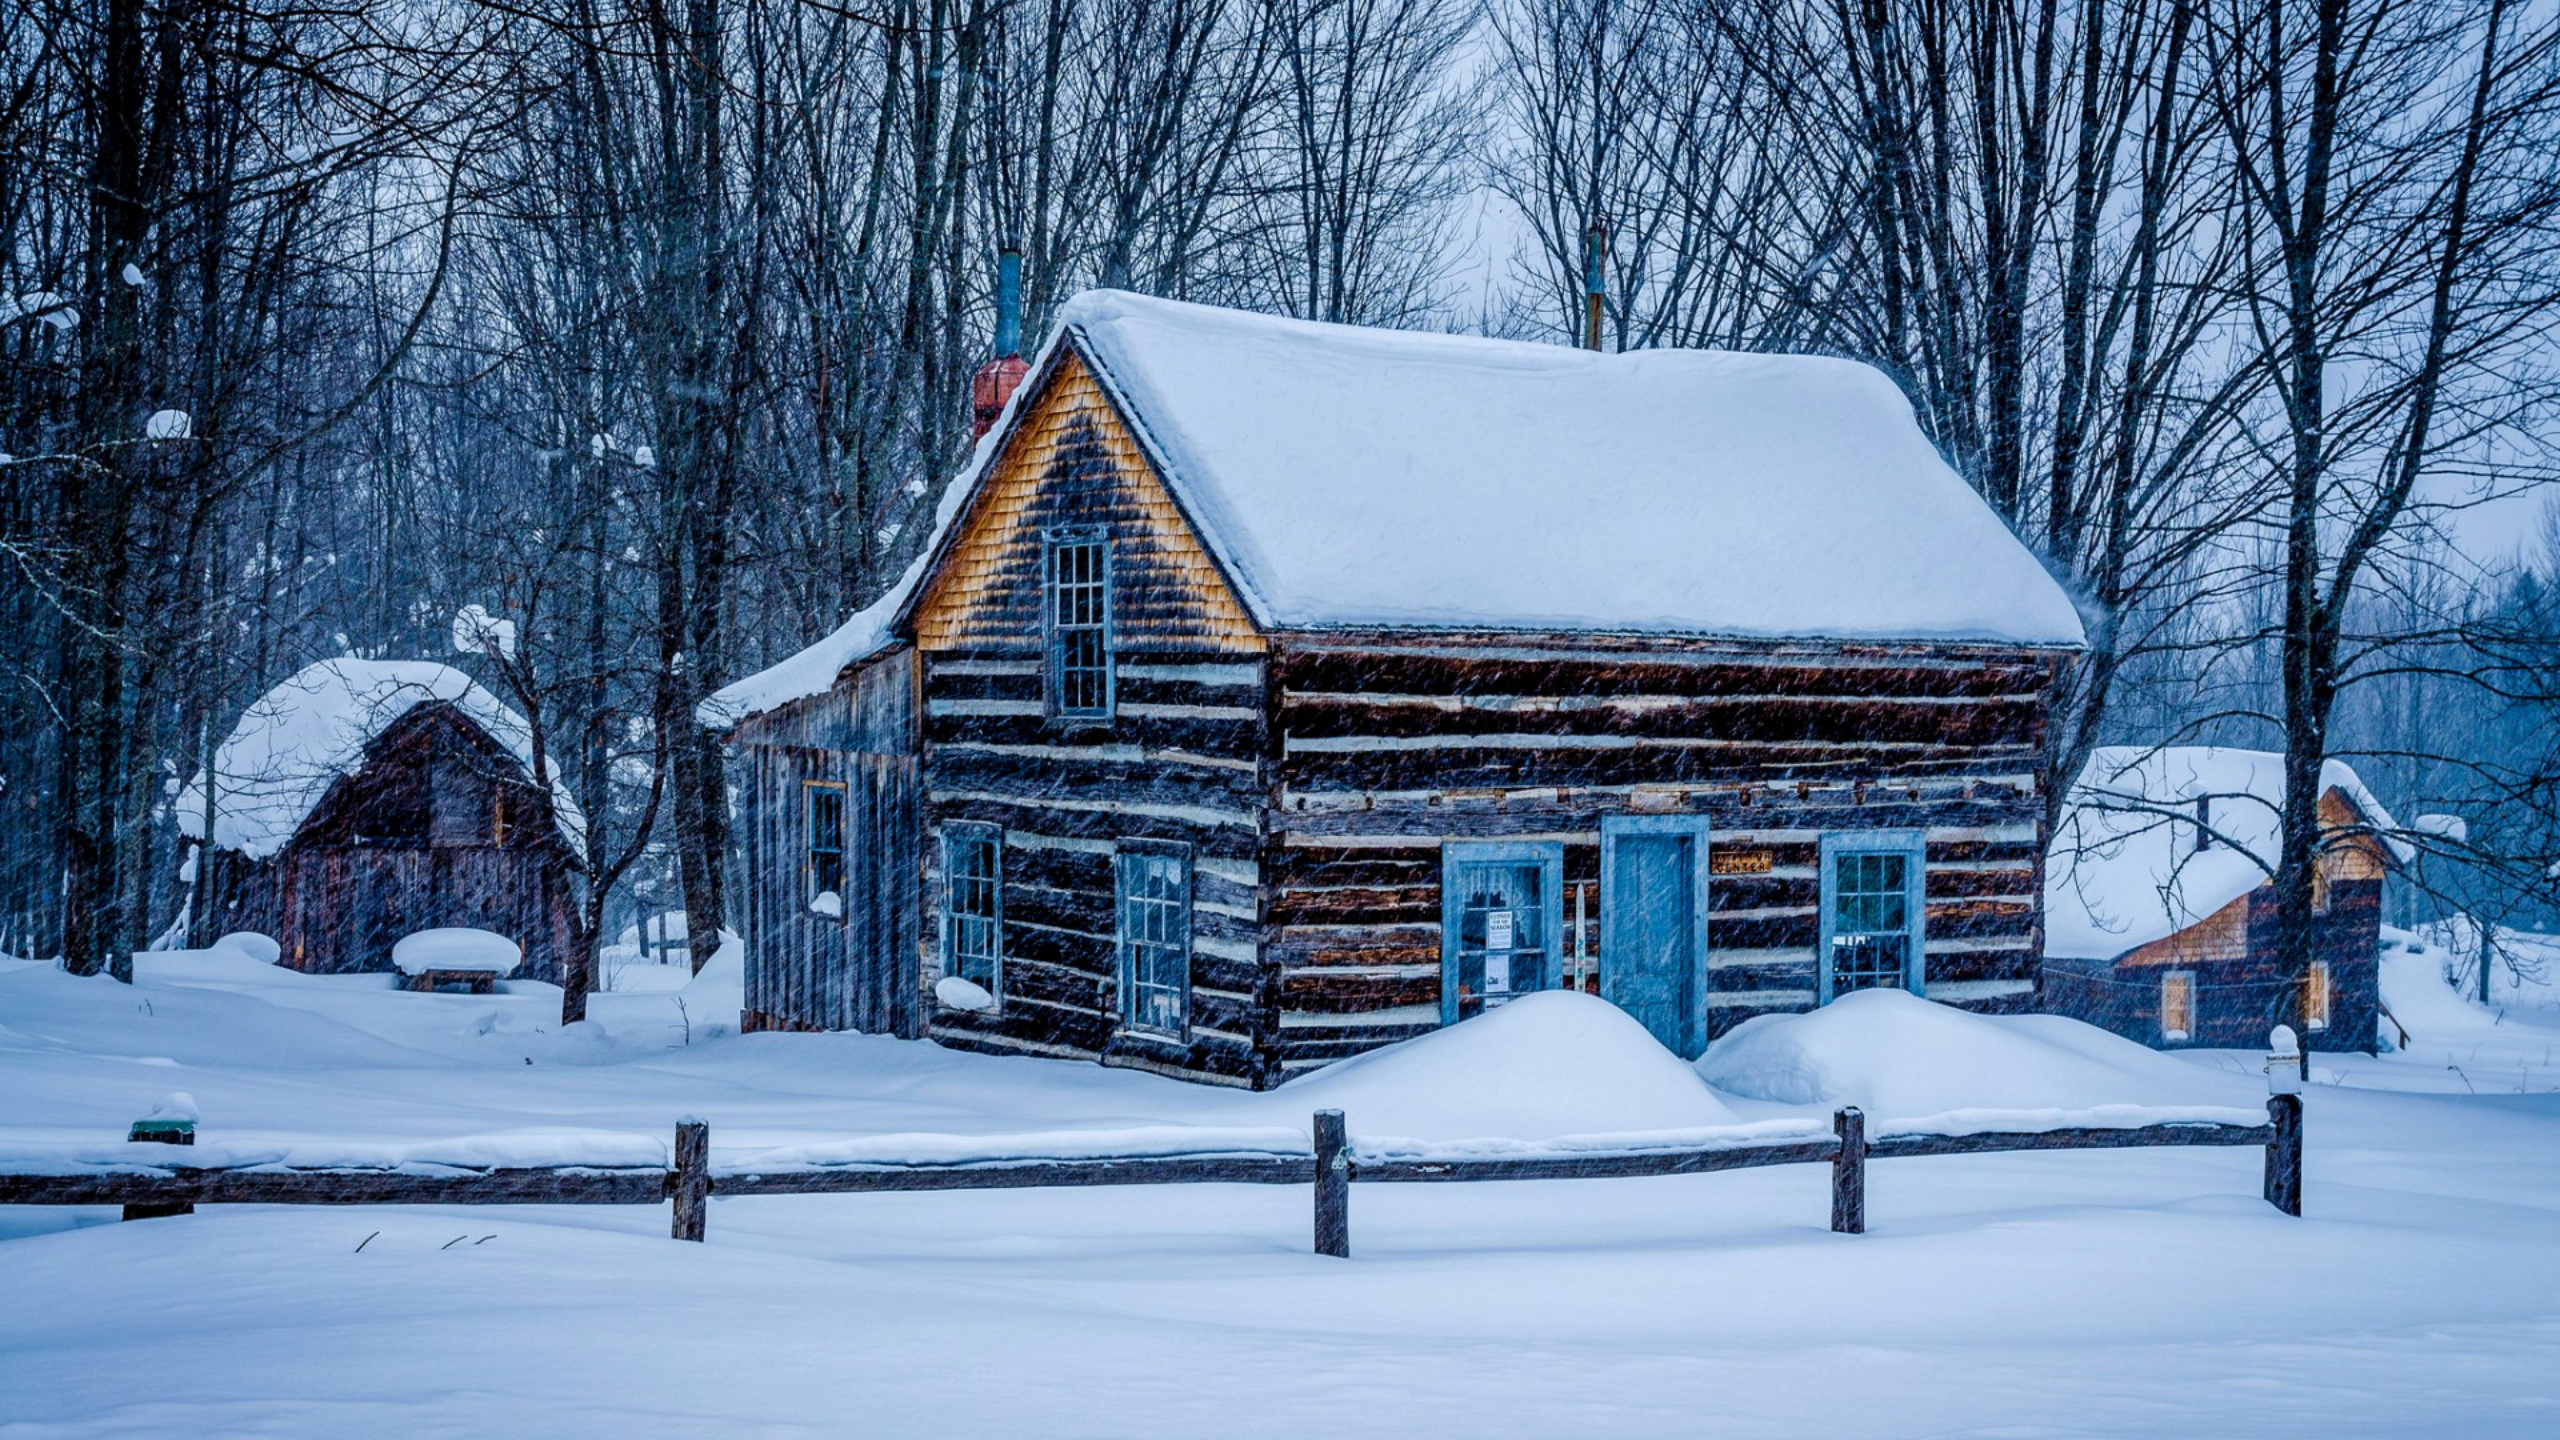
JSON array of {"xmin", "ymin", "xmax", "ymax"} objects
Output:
[{"xmin": 392, "ymin": 928, "xmax": 523, "ymax": 995}]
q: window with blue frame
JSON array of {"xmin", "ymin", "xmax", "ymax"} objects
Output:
[
  {"xmin": 1439, "ymin": 842, "xmax": 1566, "ymax": 1025},
  {"xmin": 942, "ymin": 823, "xmax": 1003, "ymax": 997},
  {"xmin": 1116, "ymin": 843, "xmax": 1191, "ymax": 1035},
  {"xmin": 1044, "ymin": 528, "xmax": 1113, "ymax": 721},
  {"xmin": 1819, "ymin": 831, "xmax": 1925, "ymax": 1001}
]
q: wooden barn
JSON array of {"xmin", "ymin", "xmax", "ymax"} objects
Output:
[
  {"xmin": 180, "ymin": 659, "xmax": 582, "ymax": 981},
  {"xmin": 703, "ymin": 290, "xmax": 2087, "ymax": 1086},
  {"xmin": 2041, "ymin": 746, "xmax": 2405, "ymax": 1053}
]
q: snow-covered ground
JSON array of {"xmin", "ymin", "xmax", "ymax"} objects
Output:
[{"xmin": 5, "ymin": 942, "xmax": 2560, "ymax": 1437}]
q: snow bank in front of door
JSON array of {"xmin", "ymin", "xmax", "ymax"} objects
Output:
[
  {"xmin": 1695, "ymin": 989, "xmax": 2261, "ymax": 1132},
  {"xmin": 1271, "ymin": 991, "xmax": 1746, "ymax": 1146}
]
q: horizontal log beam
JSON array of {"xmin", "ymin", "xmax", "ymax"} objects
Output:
[
  {"xmin": 0, "ymin": 1168, "xmax": 672, "ymax": 1207},
  {"xmin": 714, "ymin": 1155, "xmax": 1317, "ymax": 1194},
  {"xmin": 1351, "ymin": 1140, "xmax": 1843, "ymax": 1183},
  {"xmin": 1865, "ymin": 1124, "xmax": 2275, "ymax": 1157}
]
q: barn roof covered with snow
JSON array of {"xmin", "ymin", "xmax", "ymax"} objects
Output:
[
  {"xmin": 178, "ymin": 658, "xmax": 585, "ymax": 861},
  {"xmin": 705, "ymin": 290, "xmax": 2085, "ymax": 726},
  {"xmin": 2045, "ymin": 746, "xmax": 2409, "ymax": 962}
]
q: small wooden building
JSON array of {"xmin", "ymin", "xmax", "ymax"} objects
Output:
[
  {"xmin": 705, "ymin": 291, "xmax": 2087, "ymax": 1086},
  {"xmin": 2041, "ymin": 746, "xmax": 2404, "ymax": 1053},
  {"xmin": 181, "ymin": 659, "xmax": 582, "ymax": 981}
]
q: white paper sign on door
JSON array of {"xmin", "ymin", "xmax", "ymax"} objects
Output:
[
  {"xmin": 1484, "ymin": 950, "xmax": 1512, "ymax": 995},
  {"xmin": 1485, "ymin": 909, "xmax": 1515, "ymax": 952}
]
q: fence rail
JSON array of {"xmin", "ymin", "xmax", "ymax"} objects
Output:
[{"xmin": 0, "ymin": 1096, "xmax": 2305, "ymax": 1253}]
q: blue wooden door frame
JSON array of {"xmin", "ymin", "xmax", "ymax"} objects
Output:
[
  {"xmin": 1439, "ymin": 841, "xmax": 1566, "ymax": 1027},
  {"xmin": 1600, "ymin": 815, "xmax": 1714, "ymax": 1057},
  {"xmin": 1816, "ymin": 829, "xmax": 1928, "ymax": 1003}
]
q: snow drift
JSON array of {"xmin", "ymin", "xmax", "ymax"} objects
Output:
[
  {"xmin": 1696, "ymin": 989, "xmax": 2260, "ymax": 1131},
  {"xmin": 1273, "ymin": 991, "xmax": 1749, "ymax": 1146}
]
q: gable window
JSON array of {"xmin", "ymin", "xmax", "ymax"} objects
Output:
[
  {"xmin": 1819, "ymin": 831, "xmax": 1926, "ymax": 1002},
  {"xmin": 805, "ymin": 782, "xmax": 847, "ymax": 910},
  {"xmin": 942, "ymin": 823, "xmax": 1003, "ymax": 997},
  {"xmin": 1045, "ymin": 528, "xmax": 1113, "ymax": 721},
  {"xmin": 2304, "ymin": 959, "xmax": 2332, "ymax": 1032},
  {"xmin": 1116, "ymin": 843, "xmax": 1191, "ymax": 1036},
  {"xmin": 2161, "ymin": 970, "xmax": 2197, "ymax": 1044}
]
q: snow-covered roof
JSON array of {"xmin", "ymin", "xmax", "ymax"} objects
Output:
[
  {"xmin": 705, "ymin": 289, "xmax": 2086, "ymax": 727},
  {"xmin": 700, "ymin": 553, "xmax": 930, "ymax": 730},
  {"xmin": 2045, "ymin": 746, "xmax": 2408, "ymax": 962},
  {"xmin": 1063, "ymin": 291, "xmax": 2085, "ymax": 643},
  {"xmin": 178, "ymin": 659, "xmax": 586, "ymax": 861}
]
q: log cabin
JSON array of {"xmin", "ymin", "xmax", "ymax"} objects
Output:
[
  {"xmin": 180, "ymin": 659, "xmax": 582, "ymax": 981},
  {"xmin": 704, "ymin": 290, "xmax": 2087, "ymax": 1087},
  {"xmin": 2041, "ymin": 746, "xmax": 2405, "ymax": 1053}
]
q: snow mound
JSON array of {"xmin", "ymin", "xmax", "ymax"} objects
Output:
[
  {"xmin": 676, "ymin": 932, "xmax": 744, "ymax": 1019},
  {"xmin": 935, "ymin": 975, "xmax": 996, "ymax": 1012},
  {"xmin": 1696, "ymin": 990, "xmax": 2259, "ymax": 1130},
  {"xmin": 1275, "ymin": 992, "xmax": 1740, "ymax": 1143},
  {"xmin": 133, "ymin": 933, "xmax": 305, "ymax": 987},
  {"xmin": 392, "ymin": 928, "xmax": 522, "ymax": 977}
]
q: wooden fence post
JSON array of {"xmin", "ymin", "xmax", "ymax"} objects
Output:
[
  {"xmin": 672, "ymin": 1118, "xmax": 710, "ymax": 1242},
  {"xmin": 124, "ymin": 1095, "xmax": 197, "ymax": 1222},
  {"xmin": 1830, "ymin": 1107, "xmax": 1866, "ymax": 1235},
  {"xmin": 1313, "ymin": 1110, "xmax": 1349, "ymax": 1258},
  {"xmin": 2263, "ymin": 1094, "xmax": 2302, "ymax": 1217}
]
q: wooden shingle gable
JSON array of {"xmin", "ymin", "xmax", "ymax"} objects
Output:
[{"xmin": 904, "ymin": 349, "xmax": 1264, "ymax": 655}]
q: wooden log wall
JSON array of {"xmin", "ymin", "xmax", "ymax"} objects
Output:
[
  {"xmin": 919, "ymin": 647, "xmax": 1268, "ymax": 1085},
  {"xmin": 1265, "ymin": 636, "xmax": 2059, "ymax": 1075},
  {"xmin": 907, "ymin": 352, "xmax": 1272, "ymax": 1087}
]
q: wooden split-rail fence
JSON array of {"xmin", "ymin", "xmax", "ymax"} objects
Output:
[{"xmin": 0, "ymin": 1096, "xmax": 2305, "ymax": 1254}]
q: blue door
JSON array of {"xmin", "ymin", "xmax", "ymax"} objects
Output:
[{"xmin": 1601, "ymin": 818, "xmax": 1711, "ymax": 1056}]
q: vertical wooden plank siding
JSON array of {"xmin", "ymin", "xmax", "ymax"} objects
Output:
[
  {"xmin": 731, "ymin": 650, "xmax": 922, "ymax": 1038},
  {"xmin": 201, "ymin": 704, "xmax": 577, "ymax": 984}
]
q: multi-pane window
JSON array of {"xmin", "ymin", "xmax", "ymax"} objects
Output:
[
  {"xmin": 1821, "ymin": 833, "xmax": 1925, "ymax": 1001},
  {"xmin": 1117, "ymin": 845, "xmax": 1190, "ymax": 1035},
  {"xmin": 806, "ymin": 782, "xmax": 847, "ymax": 906},
  {"xmin": 2161, "ymin": 970, "xmax": 2197, "ymax": 1043},
  {"xmin": 1046, "ymin": 529, "xmax": 1112, "ymax": 720},
  {"xmin": 2305, "ymin": 959, "xmax": 2332, "ymax": 1032},
  {"xmin": 943, "ymin": 824, "xmax": 1002, "ymax": 995}
]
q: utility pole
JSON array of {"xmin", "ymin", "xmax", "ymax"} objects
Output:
[{"xmin": 1582, "ymin": 215, "xmax": 1608, "ymax": 351}]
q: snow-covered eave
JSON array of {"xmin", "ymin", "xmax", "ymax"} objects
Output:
[
  {"xmin": 1260, "ymin": 619, "xmax": 2085, "ymax": 653},
  {"xmin": 2321, "ymin": 781, "xmax": 2417, "ymax": 867}
]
